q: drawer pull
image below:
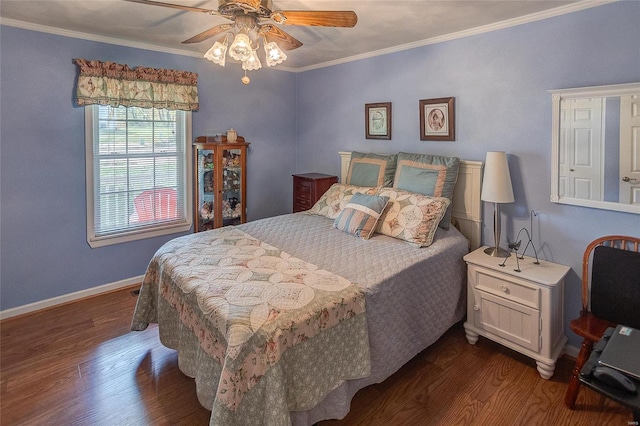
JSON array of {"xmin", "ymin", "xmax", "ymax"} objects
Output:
[
  {"xmin": 501, "ymin": 285, "xmax": 508, "ymax": 292},
  {"xmin": 473, "ymin": 304, "xmax": 479, "ymax": 311}
]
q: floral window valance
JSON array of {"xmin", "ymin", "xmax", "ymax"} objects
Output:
[{"xmin": 73, "ymin": 59, "xmax": 199, "ymax": 111}]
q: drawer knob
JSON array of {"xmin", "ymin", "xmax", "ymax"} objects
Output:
[
  {"xmin": 501, "ymin": 285, "xmax": 508, "ymax": 292},
  {"xmin": 473, "ymin": 304, "xmax": 479, "ymax": 311}
]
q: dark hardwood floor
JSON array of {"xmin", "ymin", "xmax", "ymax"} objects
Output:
[{"xmin": 1, "ymin": 287, "xmax": 633, "ymax": 425}]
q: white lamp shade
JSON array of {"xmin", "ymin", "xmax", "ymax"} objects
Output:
[
  {"xmin": 481, "ymin": 151, "xmax": 515, "ymax": 203},
  {"xmin": 242, "ymin": 49, "xmax": 262, "ymax": 71},
  {"xmin": 264, "ymin": 41, "xmax": 287, "ymax": 67},
  {"xmin": 229, "ymin": 32, "xmax": 252, "ymax": 62},
  {"xmin": 204, "ymin": 41, "xmax": 227, "ymax": 66}
]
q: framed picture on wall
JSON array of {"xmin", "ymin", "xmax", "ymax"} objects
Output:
[
  {"xmin": 365, "ymin": 102, "xmax": 392, "ymax": 140},
  {"xmin": 419, "ymin": 97, "xmax": 455, "ymax": 141}
]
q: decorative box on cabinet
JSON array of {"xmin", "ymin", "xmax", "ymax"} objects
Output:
[
  {"xmin": 292, "ymin": 173, "xmax": 338, "ymax": 213},
  {"xmin": 463, "ymin": 247, "xmax": 570, "ymax": 379},
  {"xmin": 193, "ymin": 136, "xmax": 249, "ymax": 232}
]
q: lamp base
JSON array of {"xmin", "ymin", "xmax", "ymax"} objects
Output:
[{"xmin": 484, "ymin": 246, "xmax": 511, "ymax": 257}]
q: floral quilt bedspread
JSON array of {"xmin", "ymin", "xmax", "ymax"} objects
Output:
[{"xmin": 131, "ymin": 227, "xmax": 370, "ymax": 425}]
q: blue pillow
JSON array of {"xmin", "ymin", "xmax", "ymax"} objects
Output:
[
  {"xmin": 333, "ymin": 193, "xmax": 389, "ymax": 239},
  {"xmin": 393, "ymin": 152, "xmax": 459, "ymax": 229},
  {"xmin": 394, "ymin": 166, "xmax": 443, "ymax": 195},
  {"xmin": 346, "ymin": 152, "xmax": 397, "ymax": 187}
]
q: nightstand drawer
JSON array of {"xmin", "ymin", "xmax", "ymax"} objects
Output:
[
  {"xmin": 294, "ymin": 185, "xmax": 312, "ymax": 199},
  {"xmin": 473, "ymin": 267, "xmax": 540, "ymax": 309},
  {"xmin": 294, "ymin": 199, "xmax": 312, "ymax": 209},
  {"xmin": 297, "ymin": 179, "xmax": 313, "ymax": 188},
  {"xmin": 472, "ymin": 289, "xmax": 540, "ymax": 352}
]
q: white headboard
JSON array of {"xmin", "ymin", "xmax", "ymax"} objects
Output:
[{"xmin": 338, "ymin": 152, "xmax": 483, "ymax": 250}]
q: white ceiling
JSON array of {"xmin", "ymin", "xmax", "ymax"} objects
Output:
[{"xmin": 1, "ymin": 0, "xmax": 604, "ymax": 71}]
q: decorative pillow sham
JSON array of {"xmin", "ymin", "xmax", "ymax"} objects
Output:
[
  {"xmin": 333, "ymin": 193, "xmax": 390, "ymax": 240},
  {"xmin": 375, "ymin": 187, "xmax": 451, "ymax": 247},
  {"xmin": 393, "ymin": 152, "xmax": 460, "ymax": 230},
  {"xmin": 346, "ymin": 152, "xmax": 397, "ymax": 187},
  {"xmin": 306, "ymin": 183, "xmax": 378, "ymax": 219}
]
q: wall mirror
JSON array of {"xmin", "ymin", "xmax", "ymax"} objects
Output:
[{"xmin": 549, "ymin": 82, "xmax": 640, "ymax": 214}]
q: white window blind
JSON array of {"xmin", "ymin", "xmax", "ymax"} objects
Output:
[{"xmin": 86, "ymin": 105, "xmax": 191, "ymax": 247}]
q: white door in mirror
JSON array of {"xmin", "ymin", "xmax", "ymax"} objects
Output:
[
  {"xmin": 549, "ymin": 82, "xmax": 640, "ymax": 215},
  {"xmin": 560, "ymin": 98, "xmax": 603, "ymax": 200},
  {"xmin": 619, "ymin": 94, "xmax": 640, "ymax": 205}
]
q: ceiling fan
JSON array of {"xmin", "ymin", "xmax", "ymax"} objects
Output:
[{"xmin": 125, "ymin": 0, "xmax": 358, "ymax": 83}]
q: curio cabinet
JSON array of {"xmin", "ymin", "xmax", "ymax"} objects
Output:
[{"xmin": 193, "ymin": 135, "xmax": 249, "ymax": 232}]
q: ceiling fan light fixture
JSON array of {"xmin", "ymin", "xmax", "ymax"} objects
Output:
[
  {"xmin": 242, "ymin": 49, "xmax": 262, "ymax": 71},
  {"xmin": 204, "ymin": 40, "xmax": 228, "ymax": 66},
  {"xmin": 264, "ymin": 41, "xmax": 287, "ymax": 67},
  {"xmin": 126, "ymin": 0, "xmax": 358, "ymax": 83},
  {"xmin": 228, "ymin": 31, "xmax": 253, "ymax": 62}
]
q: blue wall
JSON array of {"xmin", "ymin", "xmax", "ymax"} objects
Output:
[
  {"xmin": 294, "ymin": 2, "xmax": 640, "ymax": 347},
  {"xmin": 0, "ymin": 26, "xmax": 297, "ymax": 310},
  {"xmin": 1, "ymin": 2, "xmax": 639, "ymax": 348}
]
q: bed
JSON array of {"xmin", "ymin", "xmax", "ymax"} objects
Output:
[{"xmin": 131, "ymin": 152, "xmax": 483, "ymax": 425}]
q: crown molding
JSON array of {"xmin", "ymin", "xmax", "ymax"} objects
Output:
[
  {"xmin": 293, "ymin": 0, "xmax": 616, "ymax": 73},
  {"xmin": 1, "ymin": 0, "xmax": 615, "ymax": 74},
  {"xmin": 0, "ymin": 17, "xmax": 204, "ymax": 58},
  {"xmin": 0, "ymin": 17, "xmax": 296, "ymax": 72}
]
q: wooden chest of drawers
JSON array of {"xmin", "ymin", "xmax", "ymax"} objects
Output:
[{"xmin": 292, "ymin": 173, "xmax": 338, "ymax": 212}]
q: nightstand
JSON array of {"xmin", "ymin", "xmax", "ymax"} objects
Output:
[
  {"xmin": 292, "ymin": 173, "xmax": 338, "ymax": 213},
  {"xmin": 463, "ymin": 247, "xmax": 570, "ymax": 379}
]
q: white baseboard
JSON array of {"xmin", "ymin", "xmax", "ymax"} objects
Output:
[
  {"xmin": 0, "ymin": 275, "xmax": 144, "ymax": 321},
  {"xmin": 564, "ymin": 344, "xmax": 580, "ymax": 359}
]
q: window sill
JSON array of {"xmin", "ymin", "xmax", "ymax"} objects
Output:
[{"xmin": 88, "ymin": 221, "xmax": 191, "ymax": 248}]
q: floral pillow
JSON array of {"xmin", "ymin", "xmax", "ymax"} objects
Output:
[
  {"xmin": 333, "ymin": 193, "xmax": 390, "ymax": 240},
  {"xmin": 376, "ymin": 187, "xmax": 451, "ymax": 247},
  {"xmin": 306, "ymin": 183, "xmax": 378, "ymax": 219}
]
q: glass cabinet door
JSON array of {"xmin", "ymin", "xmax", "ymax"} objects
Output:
[
  {"xmin": 195, "ymin": 147, "xmax": 216, "ymax": 232},
  {"xmin": 221, "ymin": 147, "xmax": 243, "ymax": 227}
]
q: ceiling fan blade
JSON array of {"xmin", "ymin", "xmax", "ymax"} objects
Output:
[
  {"xmin": 182, "ymin": 24, "xmax": 233, "ymax": 44},
  {"xmin": 263, "ymin": 26, "xmax": 303, "ymax": 51},
  {"xmin": 273, "ymin": 10, "xmax": 357, "ymax": 28},
  {"xmin": 124, "ymin": 0, "xmax": 219, "ymax": 16}
]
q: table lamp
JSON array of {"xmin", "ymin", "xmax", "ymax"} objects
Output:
[{"xmin": 481, "ymin": 151, "xmax": 515, "ymax": 257}]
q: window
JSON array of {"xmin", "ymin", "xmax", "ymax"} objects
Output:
[{"xmin": 85, "ymin": 105, "xmax": 191, "ymax": 247}]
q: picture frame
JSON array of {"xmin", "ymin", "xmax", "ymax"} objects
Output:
[
  {"xmin": 365, "ymin": 102, "xmax": 392, "ymax": 140},
  {"xmin": 419, "ymin": 97, "xmax": 455, "ymax": 141}
]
